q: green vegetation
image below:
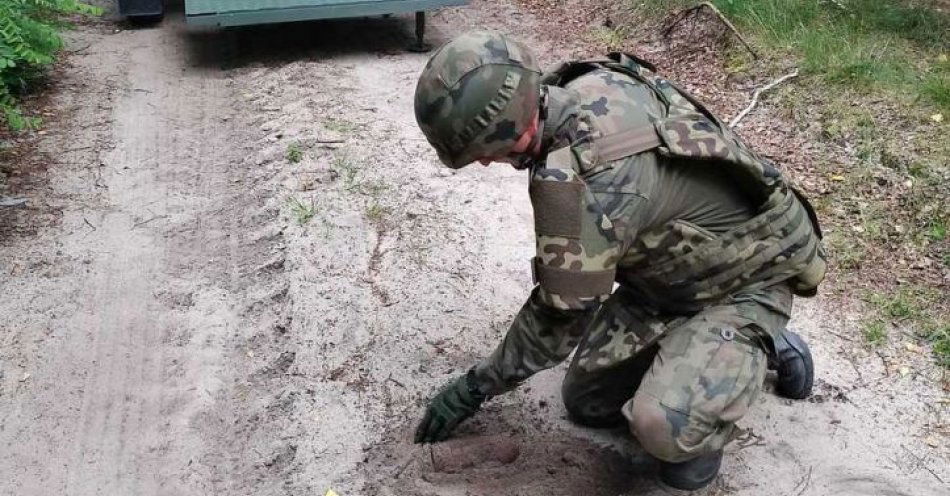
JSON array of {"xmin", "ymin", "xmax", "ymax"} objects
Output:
[
  {"xmin": 863, "ymin": 287, "xmax": 949, "ymax": 365},
  {"xmin": 866, "ymin": 288, "xmax": 919, "ymax": 320},
  {"xmin": 323, "ymin": 117, "xmax": 359, "ymax": 134},
  {"xmin": 1, "ymin": 0, "xmax": 101, "ymax": 130},
  {"xmin": 649, "ymin": 0, "xmax": 949, "ymax": 110},
  {"xmin": 928, "ymin": 219, "xmax": 946, "ymax": 241},
  {"xmin": 365, "ymin": 201, "xmax": 389, "ymax": 223},
  {"xmin": 824, "ymin": 230, "xmax": 866, "ymax": 270},
  {"xmin": 932, "ymin": 326, "xmax": 950, "ymax": 367},
  {"xmin": 331, "ymin": 151, "xmax": 360, "ymax": 190},
  {"xmin": 923, "ymin": 60, "xmax": 949, "ymax": 109},
  {"xmin": 325, "ymin": 150, "xmax": 393, "ymax": 225},
  {"xmin": 286, "ymin": 142, "xmax": 303, "ymax": 163},
  {"xmin": 287, "ymin": 196, "xmax": 315, "ymax": 225},
  {"xmin": 362, "ymin": 178, "xmax": 392, "ymax": 224},
  {"xmin": 590, "ymin": 26, "xmax": 629, "ymax": 51},
  {"xmin": 862, "ymin": 319, "xmax": 887, "ymax": 345}
]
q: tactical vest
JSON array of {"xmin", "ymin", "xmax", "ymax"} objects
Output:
[{"xmin": 540, "ymin": 53, "xmax": 826, "ymax": 309}]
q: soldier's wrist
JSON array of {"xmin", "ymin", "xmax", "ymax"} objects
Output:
[{"xmin": 464, "ymin": 368, "xmax": 489, "ymax": 404}]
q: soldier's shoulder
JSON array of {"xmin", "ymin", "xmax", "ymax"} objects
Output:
[
  {"xmin": 566, "ymin": 71, "xmax": 656, "ymax": 137},
  {"xmin": 565, "ymin": 68, "xmax": 641, "ymax": 102}
]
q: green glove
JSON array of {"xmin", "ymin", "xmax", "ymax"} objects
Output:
[{"xmin": 414, "ymin": 370, "xmax": 487, "ymax": 443}]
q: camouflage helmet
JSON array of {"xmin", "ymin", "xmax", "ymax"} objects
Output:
[{"xmin": 414, "ymin": 31, "xmax": 542, "ymax": 168}]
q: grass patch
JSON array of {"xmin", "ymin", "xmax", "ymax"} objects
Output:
[
  {"xmin": 331, "ymin": 151, "xmax": 360, "ymax": 190},
  {"xmin": 714, "ymin": 0, "xmax": 947, "ymax": 107},
  {"xmin": 927, "ymin": 219, "xmax": 947, "ymax": 241},
  {"xmin": 865, "ymin": 289, "xmax": 918, "ymax": 320},
  {"xmin": 286, "ymin": 142, "xmax": 303, "ymax": 164},
  {"xmin": 922, "ymin": 73, "xmax": 950, "ymax": 110},
  {"xmin": 365, "ymin": 201, "xmax": 390, "ymax": 223},
  {"xmin": 931, "ymin": 325, "xmax": 950, "ymax": 368},
  {"xmin": 324, "ymin": 117, "xmax": 359, "ymax": 134},
  {"xmin": 287, "ymin": 196, "xmax": 315, "ymax": 225},
  {"xmin": 862, "ymin": 319, "xmax": 888, "ymax": 346},
  {"xmin": 862, "ymin": 286, "xmax": 949, "ymax": 366},
  {"xmin": 638, "ymin": 0, "xmax": 950, "ymax": 111},
  {"xmin": 590, "ymin": 26, "xmax": 629, "ymax": 50},
  {"xmin": 825, "ymin": 230, "xmax": 867, "ymax": 270}
]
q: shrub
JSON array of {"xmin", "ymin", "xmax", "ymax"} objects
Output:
[{"xmin": 1, "ymin": 0, "xmax": 100, "ymax": 131}]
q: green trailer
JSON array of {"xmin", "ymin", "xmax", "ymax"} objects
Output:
[{"xmin": 183, "ymin": 0, "xmax": 467, "ymax": 49}]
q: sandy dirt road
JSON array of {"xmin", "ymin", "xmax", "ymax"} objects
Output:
[{"xmin": 0, "ymin": 1, "xmax": 946, "ymax": 495}]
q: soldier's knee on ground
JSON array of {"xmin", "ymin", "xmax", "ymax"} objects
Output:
[{"xmin": 625, "ymin": 392, "xmax": 726, "ymax": 464}]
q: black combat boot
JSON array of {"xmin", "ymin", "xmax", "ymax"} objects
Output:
[
  {"xmin": 769, "ymin": 329, "xmax": 814, "ymax": 400},
  {"xmin": 658, "ymin": 450, "xmax": 723, "ymax": 491}
]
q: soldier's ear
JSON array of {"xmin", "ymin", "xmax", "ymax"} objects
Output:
[
  {"xmin": 528, "ymin": 110, "xmax": 540, "ymax": 134},
  {"xmin": 523, "ymin": 111, "xmax": 542, "ymax": 142}
]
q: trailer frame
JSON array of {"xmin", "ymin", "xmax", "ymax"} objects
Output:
[{"xmin": 183, "ymin": 0, "xmax": 467, "ymax": 49}]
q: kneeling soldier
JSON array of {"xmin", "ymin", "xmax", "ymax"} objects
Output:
[{"xmin": 412, "ymin": 31, "xmax": 824, "ymax": 490}]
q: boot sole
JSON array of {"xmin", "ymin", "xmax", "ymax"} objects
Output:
[{"xmin": 658, "ymin": 452, "xmax": 722, "ymax": 491}]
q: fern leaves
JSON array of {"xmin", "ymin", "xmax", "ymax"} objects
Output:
[{"xmin": 1, "ymin": 0, "xmax": 101, "ymax": 131}]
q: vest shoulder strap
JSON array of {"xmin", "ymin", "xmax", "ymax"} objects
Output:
[
  {"xmin": 540, "ymin": 52, "xmax": 656, "ymax": 85},
  {"xmin": 604, "ymin": 51, "xmax": 658, "ymax": 73}
]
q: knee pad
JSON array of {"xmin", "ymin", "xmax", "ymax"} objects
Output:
[
  {"xmin": 628, "ymin": 395, "xmax": 684, "ymax": 462},
  {"xmin": 627, "ymin": 394, "xmax": 721, "ymax": 463}
]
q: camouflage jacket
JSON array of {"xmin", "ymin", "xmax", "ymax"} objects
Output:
[{"xmin": 471, "ymin": 55, "xmax": 826, "ymax": 395}]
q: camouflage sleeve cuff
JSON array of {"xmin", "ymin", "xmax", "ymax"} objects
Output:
[{"xmin": 536, "ymin": 285, "xmax": 610, "ymax": 312}]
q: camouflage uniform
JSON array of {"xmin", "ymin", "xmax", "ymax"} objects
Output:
[{"xmin": 469, "ymin": 54, "xmax": 826, "ymax": 463}]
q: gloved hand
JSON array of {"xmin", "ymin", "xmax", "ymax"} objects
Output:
[{"xmin": 414, "ymin": 370, "xmax": 487, "ymax": 443}]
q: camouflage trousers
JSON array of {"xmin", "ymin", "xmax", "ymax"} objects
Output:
[{"xmin": 561, "ymin": 282, "xmax": 793, "ymax": 463}]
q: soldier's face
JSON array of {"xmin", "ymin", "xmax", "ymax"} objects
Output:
[{"xmin": 478, "ymin": 112, "xmax": 540, "ymax": 168}]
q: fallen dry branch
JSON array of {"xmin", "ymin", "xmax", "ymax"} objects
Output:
[
  {"xmin": 793, "ymin": 465, "xmax": 814, "ymax": 496},
  {"xmin": 663, "ymin": 2, "xmax": 759, "ymax": 60},
  {"xmin": 0, "ymin": 196, "xmax": 28, "ymax": 208},
  {"xmin": 729, "ymin": 69, "xmax": 800, "ymax": 128}
]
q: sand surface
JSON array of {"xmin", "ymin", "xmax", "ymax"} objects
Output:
[{"xmin": 1, "ymin": 1, "xmax": 946, "ymax": 495}]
